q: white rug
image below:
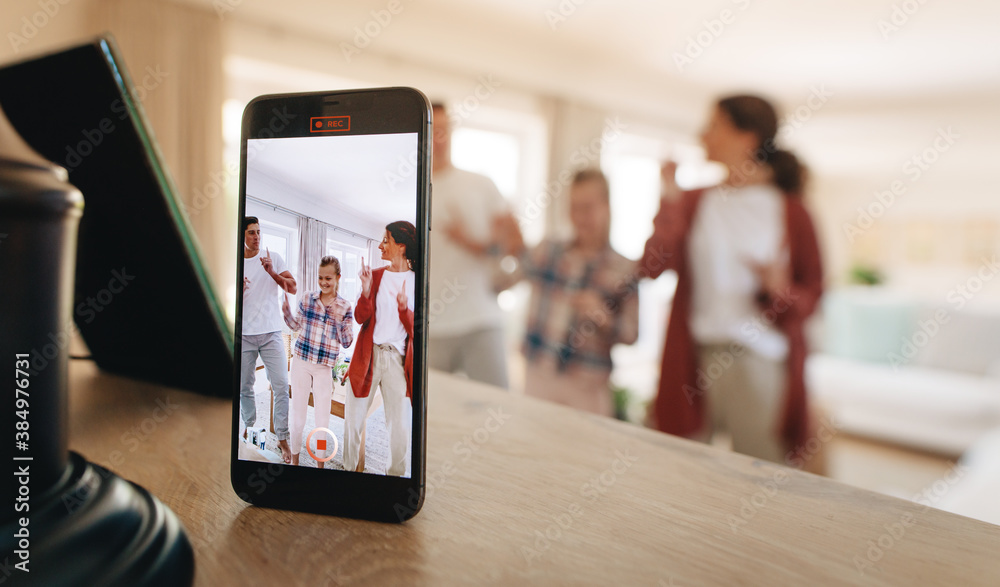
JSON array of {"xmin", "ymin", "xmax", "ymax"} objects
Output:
[{"xmin": 245, "ymin": 366, "xmax": 411, "ymax": 476}]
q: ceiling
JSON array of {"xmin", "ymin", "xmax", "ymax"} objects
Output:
[
  {"xmin": 177, "ymin": 0, "xmax": 1000, "ymax": 123},
  {"xmin": 248, "ymin": 133, "xmax": 418, "ymax": 234},
  {"xmin": 176, "ymin": 0, "xmax": 1000, "ymax": 184}
]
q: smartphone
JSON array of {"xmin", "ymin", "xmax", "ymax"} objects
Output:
[{"xmin": 230, "ymin": 88, "xmax": 430, "ymax": 522}]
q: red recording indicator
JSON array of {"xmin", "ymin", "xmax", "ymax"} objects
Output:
[{"xmin": 310, "ymin": 116, "xmax": 351, "ymax": 132}]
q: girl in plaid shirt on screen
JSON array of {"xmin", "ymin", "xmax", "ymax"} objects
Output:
[
  {"xmin": 499, "ymin": 169, "xmax": 639, "ymax": 417},
  {"xmin": 282, "ymin": 255, "xmax": 354, "ymax": 468}
]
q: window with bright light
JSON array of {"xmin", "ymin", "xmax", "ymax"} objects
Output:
[
  {"xmin": 601, "ymin": 133, "xmax": 721, "ymax": 260},
  {"xmin": 445, "ymin": 104, "xmax": 548, "ymax": 247},
  {"xmin": 451, "ymin": 127, "xmax": 521, "ymax": 199},
  {"xmin": 325, "ymin": 237, "xmax": 366, "ymax": 307}
]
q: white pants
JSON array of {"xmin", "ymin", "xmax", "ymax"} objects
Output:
[
  {"xmin": 697, "ymin": 344, "xmax": 786, "ymax": 463},
  {"xmin": 343, "ymin": 344, "xmax": 412, "ymax": 476},
  {"xmin": 288, "ymin": 356, "xmax": 334, "ymax": 457}
]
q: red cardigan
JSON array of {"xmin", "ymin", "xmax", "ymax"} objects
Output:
[
  {"xmin": 347, "ymin": 267, "xmax": 415, "ymax": 401},
  {"xmin": 640, "ymin": 189, "xmax": 823, "ymax": 455}
]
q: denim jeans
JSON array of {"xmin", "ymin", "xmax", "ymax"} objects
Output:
[{"xmin": 240, "ymin": 331, "xmax": 290, "ymax": 441}]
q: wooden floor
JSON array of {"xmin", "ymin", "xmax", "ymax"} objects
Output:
[{"xmin": 826, "ymin": 434, "xmax": 957, "ymax": 500}]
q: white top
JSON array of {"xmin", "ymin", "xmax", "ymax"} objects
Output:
[
  {"xmin": 687, "ymin": 185, "xmax": 789, "ymax": 360},
  {"xmin": 243, "ymin": 250, "xmax": 289, "ymax": 336},
  {"xmin": 372, "ymin": 269, "xmax": 415, "ymax": 355},
  {"xmin": 428, "ymin": 166, "xmax": 508, "ymax": 337}
]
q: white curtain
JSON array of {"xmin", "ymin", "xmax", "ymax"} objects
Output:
[{"xmin": 297, "ymin": 217, "xmax": 326, "ymax": 299}]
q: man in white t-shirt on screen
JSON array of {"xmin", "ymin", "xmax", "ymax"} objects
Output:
[
  {"xmin": 428, "ymin": 103, "xmax": 524, "ymax": 389},
  {"xmin": 241, "ymin": 216, "xmax": 297, "ymax": 463}
]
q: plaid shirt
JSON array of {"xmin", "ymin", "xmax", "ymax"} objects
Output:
[
  {"xmin": 282, "ymin": 291, "xmax": 354, "ymax": 367},
  {"xmin": 522, "ymin": 240, "xmax": 639, "ymax": 373}
]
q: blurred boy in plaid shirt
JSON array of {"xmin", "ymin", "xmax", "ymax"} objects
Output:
[{"xmin": 498, "ymin": 169, "xmax": 639, "ymax": 416}]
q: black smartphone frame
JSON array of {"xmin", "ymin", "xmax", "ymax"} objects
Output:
[{"xmin": 230, "ymin": 88, "xmax": 430, "ymax": 522}]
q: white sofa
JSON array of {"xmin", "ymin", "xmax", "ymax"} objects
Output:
[{"xmin": 806, "ymin": 287, "xmax": 1000, "ymax": 457}]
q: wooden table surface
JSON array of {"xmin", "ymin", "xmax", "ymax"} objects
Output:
[{"xmin": 67, "ymin": 360, "xmax": 1000, "ymax": 586}]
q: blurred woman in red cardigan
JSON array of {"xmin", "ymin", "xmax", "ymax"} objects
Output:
[
  {"xmin": 640, "ymin": 95, "xmax": 823, "ymax": 465},
  {"xmin": 343, "ymin": 221, "xmax": 416, "ymax": 477}
]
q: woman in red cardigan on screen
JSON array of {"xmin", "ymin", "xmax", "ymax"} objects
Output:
[
  {"xmin": 640, "ymin": 95, "xmax": 823, "ymax": 465},
  {"xmin": 343, "ymin": 221, "xmax": 416, "ymax": 477}
]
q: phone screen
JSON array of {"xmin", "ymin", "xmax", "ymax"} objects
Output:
[{"xmin": 234, "ymin": 90, "xmax": 427, "ymax": 491}]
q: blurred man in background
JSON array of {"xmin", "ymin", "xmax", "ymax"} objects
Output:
[{"xmin": 427, "ymin": 103, "xmax": 523, "ymax": 388}]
